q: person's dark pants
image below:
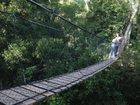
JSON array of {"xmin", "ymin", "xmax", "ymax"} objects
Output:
[{"xmin": 115, "ymin": 45, "xmax": 119, "ymax": 56}]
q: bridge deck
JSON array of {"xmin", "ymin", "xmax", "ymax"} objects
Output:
[{"xmin": 0, "ymin": 59, "xmax": 116, "ymax": 105}]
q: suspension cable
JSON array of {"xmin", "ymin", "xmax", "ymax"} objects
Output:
[
  {"xmin": 27, "ymin": 0, "xmax": 110, "ymax": 42},
  {"xmin": 0, "ymin": 10, "xmax": 63, "ymax": 32}
]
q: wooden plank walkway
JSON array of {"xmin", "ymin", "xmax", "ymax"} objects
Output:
[{"xmin": 0, "ymin": 59, "xmax": 116, "ymax": 105}]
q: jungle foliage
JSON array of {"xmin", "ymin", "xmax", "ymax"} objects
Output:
[{"xmin": 0, "ymin": 0, "xmax": 139, "ymax": 105}]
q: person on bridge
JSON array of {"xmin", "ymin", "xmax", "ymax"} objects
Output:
[
  {"xmin": 109, "ymin": 33, "xmax": 123, "ymax": 59},
  {"xmin": 115, "ymin": 33, "xmax": 123, "ymax": 56}
]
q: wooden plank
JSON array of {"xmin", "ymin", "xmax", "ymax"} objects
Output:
[
  {"xmin": 67, "ymin": 84, "xmax": 73, "ymax": 88},
  {"xmin": 89, "ymin": 65, "xmax": 98, "ymax": 70},
  {"xmin": 17, "ymin": 99, "xmax": 36, "ymax": 105},
  {"xmin": 70, "ymin": 81, "xmax": 77, "ymax": 85},
  {"xmin": 41, "ymin": 81, "xmax": 61, "ymax": 88},
  {"xmin": 57, "ymin": 76, "xmax": 76, "ymax": 82},
  {"xmin": 52, "ymin": 88, "xmax": 62, "ymax": 93},
  {"xmin": 61, "ymin": 75, "xmax": 78, "ymax": 81},
  {"xmin": 51, "ymin": 86, "xmax": 68, "ymax": 93},
  {"xmin": 52, "ymin": 78, "xmax": 71, "ymax": 84},
  {"xmin": 60, "ymin": 86, "xmax": 67, "ymax": 91},
  {"xmin": 48, "ymin": 79, "xmax": 67, "ymax": 86},
  {"xmin": 58, "ymin": 77, "xmax": 77, "ymax": 83},
  {"xmin": 0, "ymin": 93, "xmax": 17, "ymax": 105},
  {"xmin": 21, "ymin": 85, "xmax": 46, "ymax": 94},
  {"xmin": 58, "ymin": 78, "xmax": 76, "ymax": 86},
  {"xmin": 80, "ymin": 71, "xmax": 91, "ymax": 76},
  {"xmin": 74, "ymin": 80, "xmax": 81, "ymax": 84},
  {"xmin": 68, "ymin": 72, "xmax": 83, "ymax": 78},
  {"xmin": 90, "ymin": 66, "xmax": 100, "ymax": 72},
  {"xmin": 19, "ymin": 92, "xmax": 54, "ymax": 104},
  {"xmin": 48, "ymin": 79, "xmax": 71, "ymax": 88},
  {"xmin": 81, "ymin": 75, "xmax": 88, "ymax": 80},
  {"xmin": 32, "ymin": 82, "xmax": 55, "ymax": 91},
  {"xmin": 43, "ymin": 91, "xmax": 54, "ymax": 97},
  {"xmin": 64, "ymin": 74, "xmax": 79, "ymax": 79},
  {"xmin": 11, "ymin": 87, "xmax": 37, "ymax": 97},
  {"xmin": 64, "ymin": 75, "xmax": 81, "ymax": 81},
  {"xmin": 33, "ymin": 95, "xmax": 45, "ymax": 100},
  {"xmin": 41, "ymin": 85, "xmax": 65, "ymax": 93},
  {"xmin": 1, "ymin": 89, "xmax": 28, "ymax": 102},
  {"xmin": 71, "ymin": 72, "xmax": 83, "ymax": 76}
]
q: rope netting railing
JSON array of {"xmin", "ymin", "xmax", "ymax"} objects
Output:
[
  {"xmin": 118, "ymin": 2, "xmax": 138, "ymax": 56},
  {"xmin": 26, "ymin": 0, "xmax": 131, "ymax": 62}
]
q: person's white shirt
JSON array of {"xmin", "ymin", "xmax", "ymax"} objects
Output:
[
  {"xmin": 116, "ymin": 36, "xmax": 123, "ymax": 45},
  {"xmin": 112, "ymin": 38, "xmax": 116, "ymax": 43}
]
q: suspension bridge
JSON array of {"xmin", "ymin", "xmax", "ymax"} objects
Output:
[{"xmin": 0, "ymin": 0, "xmax": 138, "ymax": 105}]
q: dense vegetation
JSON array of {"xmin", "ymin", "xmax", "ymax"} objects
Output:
[{"xmin": 0, "ymin": 0, "xmax": 139, "ymax": 105}]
